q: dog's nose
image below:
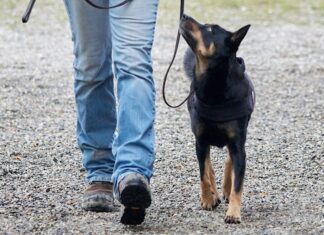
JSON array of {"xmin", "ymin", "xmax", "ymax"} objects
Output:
[{"xmin": 182, "ymin": 14, "xmax": 189, "ymax": 21}]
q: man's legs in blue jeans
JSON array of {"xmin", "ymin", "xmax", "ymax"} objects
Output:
[
  {"xmin": 110, "ymin": 0, "xmax": 158, "ymax": 200},
  {"xmin": 64, "ymin": 0, "xmax": 159, "ymax": 223}
]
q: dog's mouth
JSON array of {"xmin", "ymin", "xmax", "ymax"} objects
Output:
[
  {"xmin": 180, "ymin": 15, "xmax": 217, "ymax": 59},
  {"xmin": 179, "ymin": 14, "xmax": 199, "ymax": 49},
  {"xmin": 179, "ymin": 16, "xmax": 190, "ymax": 37}
]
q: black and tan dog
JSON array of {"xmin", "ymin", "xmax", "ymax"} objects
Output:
[{"xmin": 179, "ymin": 15, "xmax": 255, "ymax": 223}]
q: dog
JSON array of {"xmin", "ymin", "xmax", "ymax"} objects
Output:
[{"xmin": 179, "ymin": 14, "xmax": 254, "ymax": 224}]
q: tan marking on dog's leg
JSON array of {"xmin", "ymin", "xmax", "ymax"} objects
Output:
[
  {"xmin": 225, "ymin": 171, "xmax": 243, "ymax": 224},
  {"xmin": 222, "ymin": 154, "xmax": 232, "ymax": 203},
  {"xmin": 200, "ymin": 156, "xmax": 221, "ymax": 210},
  {"xmin": 208, "ymin": 160, "xmax": 221, "ymax": 203}
]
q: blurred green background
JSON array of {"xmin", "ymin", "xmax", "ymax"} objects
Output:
[
  {"xmin": 1, "ymin": 0, "xmax": 324, "ymax": 28},
  {"xmin": 159, "ymin": 0, "xmax": 324, "ymax": 26}
]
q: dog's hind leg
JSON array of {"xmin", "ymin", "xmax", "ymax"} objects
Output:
[
  {"xmin": 222, "ymin": 153, "xmax": 232, "ymax": 203},
  {"xmin": 224, "ymin": 143, "xmax": 246, "ymax": 224},
  {"xmin": 208, "ymin": 158, "xmax": 219, "ymax": 205},
  {"xmin": 196, "ymin": 140, "xmax": 221, "ymax": 210}
]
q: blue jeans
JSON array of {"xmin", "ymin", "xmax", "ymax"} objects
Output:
[{"xmin": 64, "ymin": 0, "xmax": 158, "ymax": 195}]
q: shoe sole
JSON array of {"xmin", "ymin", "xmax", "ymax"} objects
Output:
[
  {"xmin": 83, "ymin": 204, "xmax": 114, "ymax": 212},
  {"xmin": 120, "ymin": 184, "xmax": 151, "ymax": 225},
  {"xmin": 82, "ymin": 194, "xmax": 114, "ymax": 212}
]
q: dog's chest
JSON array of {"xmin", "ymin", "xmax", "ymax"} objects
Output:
[
  {"xmin": 201, "ymin": 123, "xmax": 230, "ymax": 148},
  {"xmin": 206, "ymin": 126, "xmax": 231, "ymax": 148}
]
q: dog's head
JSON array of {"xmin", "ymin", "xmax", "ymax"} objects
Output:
[{"xmin": 180, "ymin": 14, "xmax": 250, "ymax": 76}]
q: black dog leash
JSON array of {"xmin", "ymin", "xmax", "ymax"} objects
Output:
[
  {"xmin": 22, "ymin": 0, "xmax": 188, "ymax": 108},
  {"xmin": 84, "ymin": 0, "xmax": 189, "ymax": 108},
  {"xmin": 162, "ymin": 0, "xmax": 194, "ymax": 108},
  {"xmin": 22, "ymin": 0, "xmax": 132, "ymax": 23},
  {"xmin": 22, "ymin": 0, "xmax": 36, "ymax": 23}
]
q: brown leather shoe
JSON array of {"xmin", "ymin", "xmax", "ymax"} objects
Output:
[
  {"xmin": 118, "ymin": 173, "xmax": 151, "ymax": 225},
  {"xmin": 81, "ymin": 182, "xmax": 114, "ymax": 212}
]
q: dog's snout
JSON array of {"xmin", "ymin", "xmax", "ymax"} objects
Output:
[{"xmin": 182, "ymin": 14, "xmax": 189, "ymax": 21}]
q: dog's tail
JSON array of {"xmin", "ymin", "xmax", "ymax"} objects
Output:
[{"xmin": 183, "ymin": 48, "xmax": 195, "ymax": 81}]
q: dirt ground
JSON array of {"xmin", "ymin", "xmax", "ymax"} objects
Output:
[{"xmin": 0, "ymin": 1, "xmax": 323, "ymax": 234}]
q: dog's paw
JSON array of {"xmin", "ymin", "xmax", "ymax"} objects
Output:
[
  {"xmin": 224, "ymin": 215, "xmax": 241, "ymax": 224},
  {"xmin": 224, "ymin": 209, "xmax": 241, "ymax": 224},
  {"xmin": 200, "ymin": 195, "xmax": 221, "ymax": 211}
]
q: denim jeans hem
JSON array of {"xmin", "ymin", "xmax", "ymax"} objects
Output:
[{"xmin": 87, "ymin": 176, "xmax": 113, "ymax": 184}]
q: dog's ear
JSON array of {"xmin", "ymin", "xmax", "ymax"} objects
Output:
[{"xmin": 230, "ymin": 25, "xmax": 251, "ymax": 50}]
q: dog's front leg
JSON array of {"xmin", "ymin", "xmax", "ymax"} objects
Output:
[
  {"xmin": 196, "ymin": 140, "xmax": 221, "ymax": 210},
  {"xmin": 225, "ymin": 143, "xmax": 246, "ymax": 223}
]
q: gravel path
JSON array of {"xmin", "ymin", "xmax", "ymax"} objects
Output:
[{"xmin": 0, "ymin": 4, "xmax": 323, "ymax": 235}]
